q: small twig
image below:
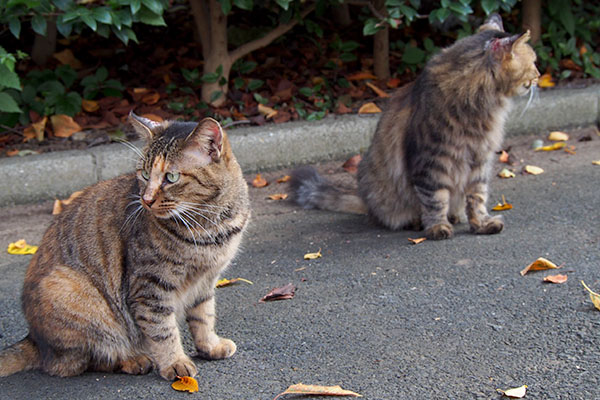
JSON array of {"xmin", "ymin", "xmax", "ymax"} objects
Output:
[{"xmin": 0, "ymin": 124, "xmax": 24, "ymax": 136}]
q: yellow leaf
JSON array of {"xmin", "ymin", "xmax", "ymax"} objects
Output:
[
  {"xmin": 543, "ymin": 274, "xmax": 568, "ymax": 284},
  {"xmin": 358, "ymin": 102, "xmax": 382, "ymax": 114},
  {"xmin": 50, "ymin": 114, "xmax": 82, "ymax": 138},
  {"xmin": 258, "ymin": 103, "xmax": 278, "ymax": 119},
  {"xmin": 408, "ymin": 237, "xmax": 427, "ymax": 244},
  {"xmin": 581, "ymin": 281, "xmax": 600, "ymax": 311},
  {"xmin": 492, "ymin": 195, "xmax": 513, "ymax": 211},
  {"xmin": 304, "ymin": 249, "xmax": 322, "ymax": 260},
  {"xmin": 7, "ymin": 239, "xmax": 38, "ymax": 255},
  {"xmin": 268, "ymin": 193, "xmax": 288, "ymax": 200},
  {"xmin": 82, "ymin": 99, "xmax": 99, "ymax": 113},
  {"xmin": 277, "ymin": 175, "xmax": 291, "ymax": 183},
  {"xmin": 538, "ymin": 73, "xmax": 555, "ymax": 88},
  {"xmin": 365, "ymin": 81, "xmax": 390, "ymax": 98},
  {"xmin": 23, "ymin": 116, "xmax": 48, "ymax": 142},
  {"xmin": 524, "ymin": 165, "xmax": 544, "ymax": 175},
  {"xmin": 498, "ymin": 168, "xmax": 515, "ymax": 179},
  {"xmin": 520, "ymin": 257, "xmax": 559, "ymax": 276},
  {"xmin": 216, "ymin": 277, "xmax": 254, "ymax": 288},
  {"xmin": 592, "ymin": 160, "xmax": 600, "ymax": 166},
  {"xmin": 548, "ymin": 131, "xmax": 569, "ymax": 141},
  {"xmin": 171, "ymin": 376, "xmax": 199, "ymax": 393},
  {"xmin": 497, "ymin": 385, "xmax": 527, "ymax": 398},
  {"xmin": 252, "ymin": 173, "xmax": 268, "ymax": 188},
  {"xmin": 535, "ymin": 142, "xmax": 566, "ymax": 151},
  {"xmin": 273, "ymin": 383, "xmax": 362, "ymax": 400}
]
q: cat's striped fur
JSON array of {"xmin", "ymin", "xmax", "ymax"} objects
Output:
[
  {"xmin": 0, "ymin": 114, "xmax": 250, "ymax": 380},
  {"xmin": 291, "ymin": 14, "xmax": 539, "ymax": 240}
]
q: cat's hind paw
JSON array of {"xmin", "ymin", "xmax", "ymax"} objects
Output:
[
  {"xmin": 196, "ymin": 338, "xmax": 237, "ymax": 360},
  {"xmin": 119, "ymin": 355, "xmax": 153, "ymax": 375},
  {"xmin": 425, "ymin": 223, "xmax": 453, "ymax": 240},
  {"xmin": 472, "ymin": 216, "xmax": 504, "ymax": 235}
]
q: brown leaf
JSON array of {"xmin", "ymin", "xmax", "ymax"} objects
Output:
[
  {"xmin": 82, "ymin": 99, "xmax": 99, "ymax": 113},
  {"xmin": 23, "ymin": 116, "xmax": 47, "ymax": 142},
  {"xmin": 252, "ymin": 173, "xmax": 268, "ymax": 188},
  {"xmin": 342, "ymin": 154, "xmax": 362, "ymax": 173},
  {"xmin": 346, "ymin": 71, "xmax": 377, "ymax": 81},
  {"xmin": 277, "ymin": 175, "xmax": 291, "ymax": 183},
  {"xmin": 365, "ymin": 81, "xmax": 390, "ymax": 98},
  {"xmin": 171, "ymin": 376, "xmax": 199, "ymax": 393},
  {"xmin": 273, "ymin": 383, "xmax": 362, "ymax": 400},
  {"xmin": 408, "ymin": 237, "xmax": 427, "ymax": 244},
  {"xmin": 272, "ymin": 110, "xmax": 291, "ymax": 124},
  {"xmin": 386, "ymin": 77, "xmax": 401, "ymax": 89},
  {"xmin": 543, "ymin": 274, "xmax": 568, "ymax": 284},
  {"xmin": 260, "ymin": 283, "xmax": 296, "ymax": 302},
  {"xmin": 498, "ymin": 150, "xmax": 510, "ymax": 163},
  {"xmin": 520, "ymin": 257, "xmax": 560, "ymax": 276},
  {"xmin": 358, "ymin": 102, "xmax": 382, "ymax": 114},
  {"xmin": 50, "ymin": 115, "xmax": 82, "ymax": 138},
  {"xmin": 6, "ymin": 149, "xmax": 19, "ymax": 157},
  {"xmin": 141, "ymin": 91, "xmax": 161, "ymax": 105},
  {"xmin": 53, "ymin": 49, "xmax": 83, "ymax": 69},
  {"xmin": 336, "ymin": 102, "xmax": 353, "ymax": 114},
  {"xmin": 268, "ymin": 193, "xmax": 288, "ymax": 200}
]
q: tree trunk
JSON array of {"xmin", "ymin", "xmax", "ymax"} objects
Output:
[
  {"xmin": 521, "ymin": 0, "xmax": 541, "ymax": 44},
  {"xmin": 372, "ymin": 0, "xmax": 390, "ymax": 81},
  {"xmin": 31, "ymin": 18, "xmax": 57, "ymax": 66},
  {"xmin": 332, "ymin": 3, "xmax": 352, "ymax": 27}
]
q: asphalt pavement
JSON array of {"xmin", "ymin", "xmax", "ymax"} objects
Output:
[{"xmin": 0, "ymin": 128, "xmax": 599, "ymax": 399}]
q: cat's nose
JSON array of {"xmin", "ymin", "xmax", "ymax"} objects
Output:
[{"xmin": 142, "ymin": 197, "xmax": 156, "ymax": 208}]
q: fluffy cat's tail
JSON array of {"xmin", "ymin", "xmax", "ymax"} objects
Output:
[
  {"xmin": 289, "ymin": 166, "xmax": 368, "ymax": 214},
  {"xmin": 0, "ymin": 336, "xmax": 40, "ymax": 377}
]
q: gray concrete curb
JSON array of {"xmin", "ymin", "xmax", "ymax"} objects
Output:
[{"xmin": 1, "ymin": 85, "xmax": 598, "ymax": 206}]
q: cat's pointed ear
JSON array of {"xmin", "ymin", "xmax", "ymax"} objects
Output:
[
  {"xmin": 183, "ymin": 117, "xmax": 224, "ymax": 165},
  {"xmin": 129, "ymin": 112, "xmax": 161, "ymax": 141},
  {"xmin": 479, "ymin": 13, "xmax": 504, "ymax": 32},
  {"xmin": 486, "ymin": 32, "xmax": 525, "ymax": 61}
]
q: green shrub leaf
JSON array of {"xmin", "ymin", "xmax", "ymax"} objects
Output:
[{"xmin": 0, "ymin": 92, "xmax": 22, "ymax": 113}]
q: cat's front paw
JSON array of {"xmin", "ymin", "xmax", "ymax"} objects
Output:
[
  {"xmin": 196, "ymin": 338, "xmax": 237, "ymax": 360},
  {"xmin": 426, "ymin": 223, "xmax": 453, "ymax": 240},
  {"xmin": 120, "ymin": 355, "xmax": 153, "ymax": 375},
  {"xmin": 472, "ymin": 216, "xmax": 504, "ymax": 235},
  {"xmin": 159, "ymin": 356, "xmax": 197, "ymax": 381}
]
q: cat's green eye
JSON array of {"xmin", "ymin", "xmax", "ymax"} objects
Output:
[
  {"xmin": 141, "ymin": 170, "xmax": 150, "ymax": 180},
  {"xmin": 166, "ymin": 172, "xmax": 180, "ymax": 183}
]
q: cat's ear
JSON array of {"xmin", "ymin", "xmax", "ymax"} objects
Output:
[
  {"xmin": 129, "ymin": 112, "xmax": 161, "ymax": 141},
  {"xmin": 486, "ymin": 32, "xmax": 527, "ymax": 61},
  {"xmin": 479, "ymin": 13, "xmax": 504, "ymax": 32},
  {"xmin": 183, "ymin": 118, "xmax": 224, "ymax": 165}
]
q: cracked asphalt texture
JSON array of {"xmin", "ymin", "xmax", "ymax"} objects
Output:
[{"xmin": 0, "ymin": 129, "xmax": 599, "ymax": 399}]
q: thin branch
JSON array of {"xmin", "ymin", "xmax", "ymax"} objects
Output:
[
  {"xmin": 229, "ymin": 4, "xmax": 316, "ymax": 63},
  {"xmin": 346, "ymin": 0, "xmax": 386, "ymax": 21},
  {"xmin": 0, "ymin": 124, "xmax": 24, "ymax": 136}
]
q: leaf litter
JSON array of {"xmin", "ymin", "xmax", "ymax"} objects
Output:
[
  {"xmin": 7, "ymin": 239, "xmax": 38, "ymax": 255},
  {"xmin": 171, "ymin": 376, "xmax": 199, "ymax": 393},
  {"xmin": 272, "ymin": 383, "xmax": 362, "ymax": 400},
  {"xmin": 520, "ymin": 257, "xmax": 560, "ymax": 276},
  {"xmin": 304, "ymin": 249, "xmax": 322, "ymax": 260},
  {"xmin": 216, "ymin": 278, "xmax": 254, "ymax": 288},
  {"xmin": 497, "ymin": 384, "xmax": 527, "ymax": 398},
  {"xmin": 260, "ymin": 283, "xmax": 296, "ymax": 302},
  {"xmin": 581, "ymin": 281, "xmax": 600, "ymax": 311}
]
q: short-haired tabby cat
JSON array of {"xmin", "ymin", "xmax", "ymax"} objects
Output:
[
  {"xmin": 0, "ymin": 114, "xmax": 250, "ymax": 381},
  {"xmin": 290, "ymin": 14, "xmax": 539, "ymax": 240}
]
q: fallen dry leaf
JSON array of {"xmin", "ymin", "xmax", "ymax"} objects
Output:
[
  {"xmin": 564, "ymin": 145, "xmax": 576, "ymax": 155},
  {"xmin": 268, "ymin": 193, "xmax": 288, "ymax": 200},
  {"xmin": 386, "ymin": 77, "xmax": 401, "ymax": 89},
  {"xmin": 524, "ymin": 165, "xmax": 544, "ymax": 175},
  {"xmin": 365, "ymin": 81, "xmax": 390, "ymax": 98},
  {"xmin": 492, "ymin": 195, "xmax": 513, "ymax": 211},
  {"xmin": 346, "ymin": 71, "xmax": 377, "ymax": 81},
  {"xmin": 520, "ymin": 257, "xmax": 560, "ymax": 276},
  {"xmin": 82, "ymin": 99, "xmax": 99, "ymax": 113},
  {"xmin": 581, "ymin": 281, "xmax": 600, "ymax": 311},
  {"xmin": 258, "ymin": 103, "xmax": 278, "ymax": 119},
  {"xmin": 5, "ymin": 149, "xmax": 19, "ymax": 157},
  {"xmin": 498, "ymin": 150, "xmax": 510, "ymax": 163},
  {"xmin": 304, "ymin": 249, "xmax": 322, "ymax": 260},
  {"xmin": 498, "ymin": 168, "xmax": 515, "ymax": 178},
  {"xmin": 548, "ymin": 131, "xmax": 569, "ymax": 141},
  {"xmin": 535, "ymin": 142, "xmax": 566, "ymax": 151},
  {"xmin": 141, "ymin": 91, "xmax": 161, "ymax": 105},
  {"xmin": 252, "ymin": 174, "xmax": 268, "ymax": 188},
  {"xmin": 7, "ymin": 239, "xmax": 38, "ymax": 255},
  {"xmin": 358, "ymin": 102, "xmax": 382, "ymax": 114},
  {"xmin": 260, "ymin": 283, "xmax": 296, "ymax": 302},
  {"xmin": 171, "ymin": 376, "xmax": 199, "ymax": 393},
  {"xmin": 216, "ymin": 277, "xmax": 254, "ymax": 288},
  {"xmin": 53, "ymin": 48, "xmax": 83, "ymax": 69},
  {"xmin": 51, "ymin": 114, "xmax": 82, "ymax": 138},
  {"xmin": 23, "ymin": 116, "xmax": 48, "ymax": 142},
  {"xmin": 592, "ymin": 160, "xmax": 600, "ymax": 166},
  {"xmin": 273, "ymin": 383, "xmax": 362, "ymax": 400},
  {"xmin": 497, "ymin": 384, "xmax": 527, "ymax": 398},
  {"xmin": 543, "ymin": 274, "xmax": 568, "ymax": 284},
  {"xmin": 342, "ymin": 154, "xmax": 362, "ymax": 173},
  {"xmin": 277, "ymin": 175, "xmax": 291, "ymax": 183},
  {"xmin": 408, "ymin": 237, "xmax": 427, "ymax": 244},
  {"xmin": 538, "ymin": 73, "xmax": 555, "ymax": 88},
  {"xmin": 52, "ymin": 190, "xmax": 84, "ymax": 215}
]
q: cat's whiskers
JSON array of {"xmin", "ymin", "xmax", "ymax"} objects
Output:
[
  {"xmin": 179, "ymin": 201, "xmax": 229, "ymax": 211},
  {"xmin": 176, "ymin": 208, "xmax": 216, "ymax": 244},
  {"xmin": 519, "ymin": 84, "xmax": 537, "ymax": 118},
  {"xmin": 178, "ymin": 205, "xmax": 228, "ymax": 237},
  {"xmin": 115, "ymin": 139, "xmax": 146, "ymax": 161},
  {"xmin": 120, "ymin": 203, "xmax": 143, "ymax": 233}
]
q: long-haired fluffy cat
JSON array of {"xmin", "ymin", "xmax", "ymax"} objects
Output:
[
  {"xmin": 0, "ymin": 114, "xmax": 250, "ymax": 380},
  {"xmin": 291, "ymin": 14, "xmax": 539, "ymax": 240}
]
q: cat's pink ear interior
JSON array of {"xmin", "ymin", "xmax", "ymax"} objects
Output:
[
  {"xmin": 183, "ymin": 118, "xmax": 224, "ymax": 165},
  {"xmin": 487, "ymin": 33, "xmax": 524, "ymax": 61},
  {"xmin": 129, "ymin": 112, "xmax": 160, "ymax": 141}
]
